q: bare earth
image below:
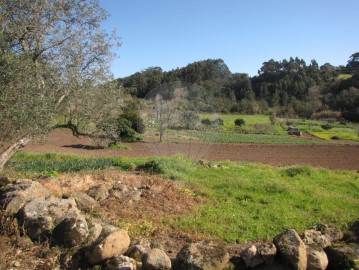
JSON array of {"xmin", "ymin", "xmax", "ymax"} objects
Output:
[{"xmin": 23, "ymin": 129, "xmax": 359, "ymax": 170}]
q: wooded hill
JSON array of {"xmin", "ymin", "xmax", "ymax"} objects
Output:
[{"xmin": 117, "ymin": 54, "xmax": 359, "ymax": 120}]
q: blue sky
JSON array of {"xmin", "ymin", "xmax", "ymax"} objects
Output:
[{"xmin": 99, "ymin": 0, "xmax": 359, "ymax": 79}]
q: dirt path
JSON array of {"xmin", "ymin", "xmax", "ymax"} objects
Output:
[{"xmin": 23, "ymin": 129, "xmax": 359, "ymax": 170}]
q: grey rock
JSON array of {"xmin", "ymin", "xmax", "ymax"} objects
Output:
[
  {"xmin": 0, "ymin": 179, "xmax": 50, "ymax": 215},
  {"xmin": 87, "ymin": 184, "xmax": 111, "ymax": 201},
  {"xmin": 142, "ymin": 248, "xmax": 171, "ymax": 270},
  {"xmin": 17, "ymin": 196, "xmax": 80, "ymax": 241},
  {"xmin": 241, "ymin": 245, "xmax": 264, "ymax": 268},
  {"xmin": 301, "ymin": 230, "xmax": 331, "ymax": 249},
  {"xmin": 86, "ymin": 229, "xmax": 131, "ymax": 265},
  {"xmin": 102, "ymin": 255, "xmax": 137, "ymax": 270},
  {"xmin": 325, "ymin": 243, "xmax": 359, "ymax": 270},
  {"xmin": 259, "ymin": 243, "xmax": 277, "ymax": 266},
  {"xmin": 306, "ymin": 245, "xmax": 328, "ymax": 270},
  {"xmin": 87, "ymin": 220, "xmax": 103, "ymax": 245},
  {"xmin": 126, "ymin": 244, "xmax": 149, "ymax": 261},
  {"xmin": 69, "ymin": 192, "xmax": 99, "ymax": 212},
  {"xmin": 52, "ymin": 216, "xmax": 89, "ymax": 248},
  {"xmin": 175, "ymin": 241, "xmax": 229, "ymax": 270},
  {"xmin": 273, "ymin": 229, "xmax": 307, "ymax": 270},
  {"xmin": 315, "ymin": 223, "xmax": 343, "ymax": 242}
]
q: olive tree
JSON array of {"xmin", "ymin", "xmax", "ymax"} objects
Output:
[{"xmin": 0, "ymin": 0, "xmax": 121, "ymax": 170}]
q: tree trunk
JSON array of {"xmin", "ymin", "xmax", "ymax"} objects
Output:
[{"xmin": 0, "ymin": 137, "xmax": 32, "ymax": 171}]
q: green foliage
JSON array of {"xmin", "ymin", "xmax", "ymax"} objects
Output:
[
  {"xmin": 321, "ymin": 123, "xmax": 333, "ymax": 130},
  {"xmin": 137, "ymin": 155, "xmax": 194, "ymax": 180},
  {"xmin": 201, "ymin": 117, "xmax": 223, "ymax": 127},
  {"xmin": 234, "ymin": 118, "xmax": 246, "ymax": 126},
  {"xmin": 116, "ymin": 117, "xmax": 136, "ymax": 139},
  {"xmin": 201, "ymin": 118, "xmax": 212, "ymax": 126},
  {"xmin": 282, "ymin": 166, "xmax": 313, "ymax": 177},
  {"xmin": 122, "ymin": 113, "xmax": 146, "ymax": 134}
]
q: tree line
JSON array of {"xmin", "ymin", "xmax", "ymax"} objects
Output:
[{"xmin": 118, "ymin": 55, "xmax": 359, "ymax": 118}]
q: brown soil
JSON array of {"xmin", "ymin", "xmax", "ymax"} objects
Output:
[{"xmin": 24, "ymin": 129, "xmax": 359, "ymax": 170}]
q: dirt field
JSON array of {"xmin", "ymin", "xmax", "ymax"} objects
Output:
[{"xmin": 23, "ymin": 129, "xmax": 359, "ymax": 170}]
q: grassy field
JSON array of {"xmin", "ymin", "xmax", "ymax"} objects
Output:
[{"xmin": 4, "ymin": 152, "xmax": 359, "ymax": 243}]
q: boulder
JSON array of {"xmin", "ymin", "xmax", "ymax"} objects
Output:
[
  {"xmin": 17, "ymin": 196, "xmax": 80, "ymax": 241},
  {"xmin": 52, "ymin": 216, "xmax": 89, "ymax": 248},
  {"xmin": 142, "ymin": 248, "xmax": 171, "ymax": 270},
  {"xmin": 87, "ymin": 220, "xmax": 103, "ymax": 245},
  {"xmin": 273, "ymin": 229, "xmax": 307, "ymax": 270},
  {"xmin": 316, "ymin": 223, "xmax": 343, "ymax": 242},
  {"xmin": 175, "ymin": 241, "xmax": 229, "ymax": 270},
  {"xmin": 325, "ymin": 243, "xmax": 359, "ymax": 270},
  {"xmin": 301, "ymin": 230, "xmax": 331, "ymax": 248},
  {"xmin": 259, "ymin": 243, "xmax": 277, "ymax": 266},
  {"xmin": 241, "ymin": 245, "xmax": 264, "ymax": 268},
  {"xmin": 0, "ymin": 179, "xmax": 50, "ymax": 215},
  {"xmin": 126, "ymin": 244, "xmax": 149, "ymax": 261},
  {"xmin": 306, "ymin": 245, "xmax": 328, "ymax": 270},
  {"xmin": 102, "ymin": 255, "xmax": 137, "ymax": 270},
  {"xmin": 87, "ymin": 184, "xmax": 111, "ymax": 201},
  {"xmin": 87, "ymin": 229, "xmax": 131, "ymax": 265},
  {"xmin": 69, "ymin": 192, "xmax": 99, "ymax": 212}
]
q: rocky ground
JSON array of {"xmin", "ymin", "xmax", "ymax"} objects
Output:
[{"xmin": 0, "ymin": 171, "xmax": 358, "ymax": 270}]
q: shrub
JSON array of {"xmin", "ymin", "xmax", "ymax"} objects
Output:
[
  {"xmin": 283, "ymin": 166, "xmax": 313, "ymax": 177},
  {"xmin": 201, "ymin": 118, "xmax": 212, "ymax": 126},
  {"xmin": 321, "ymin": 123, "xmax": 333, "ymax": 130},
  {"xmin": 212, "ymin": 118, "xmax": 224, "ymax": 126},
  {"xmin": 121, "ymin": 113, "xmax": 145, "ymax": 134},
  {"xmin": 234, "ymin": 118, "xmax": 246, "ymax": 126},
  {"xmin": 269, "ymin": 112, "xmax": 277, "ymax": 125}
]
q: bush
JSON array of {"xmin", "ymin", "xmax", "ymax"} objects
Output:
[
  {"xmin": 212, "ymin": 118, "xmax": 224, "ymax": 126},
  {"xmin": 122, "ymin": 113, "xmax": 145, "ymax": 134},
  {"xmin": 234, "ymin": 118, "xmax": 246, "ymax": 126},
  {"xmin": 201, "ymin": 118, "xmax": 212, "ymax": 126},
  {"xmin": 321, "ymin": 123, "xmax": 333, "ymax": 130}
]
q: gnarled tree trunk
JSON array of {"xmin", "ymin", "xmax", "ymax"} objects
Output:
[{"xmin": 0, "ymin": 137, "xmax": 32, "ymax": 171}]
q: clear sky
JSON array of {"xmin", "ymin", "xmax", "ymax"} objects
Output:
[{"xmin": 99, "ymin": 0, "xmax": 359, "ymax": 79}]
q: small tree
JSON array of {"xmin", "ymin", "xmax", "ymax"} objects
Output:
[{"xmin": 0, "ymin": 0, "xmax": 121, "ymax": 170}]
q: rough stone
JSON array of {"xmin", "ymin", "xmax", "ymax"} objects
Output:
[
  {"xmin": 87, "ymin": 184, "xmax": 111, "ymax": 201},
  {"xmin": 259, "ymin": 243, "xmax": 277, "ymax": 266},
  {"xmin": 301, "ymin": 230, "xmax": 331, "ymax": 248},
  {"xmin": 142, "ymin": 248, "xmax": 171, "ymax": 270},
  {"xmin": 52, "ymin": 216, "xmax": 89, "ymax": 248},
  {"xmin": 175, "ymin": 241, "xmax": 229, "ymax": 270},
  {"xmin": 102, "ymin": 255, "xmax": 137, "ymax": 270},
  {"xmin": 273, "ymin": 229, "xmax": 307, "ymax": 270},
  {"xmin": 126, "ymin": 244, "xmax": 149, "ymax": 261},
  {"xmin": 316, "ymin": 223, "xmax": 343, "ymax": 242},
  {"xmin": 69, "ymin": 192, "xmax": 99, "ymax": 212},
  {"xmin": 87, "ymin": 220, "xmax": 103, "ymax": 245},
  {"xmin": 241, "ymin": 245, "xmax": 264, "ymax": 268},
  {"xmin": 17, "ymin": 196, "xmax": 80, "ymax": 241},
  {"xmin": 87, "ymin": 229, "xmax": 131, "ymax": 265},
  {"xmin": 325, "ymin": 243, "xmax": 359, "ymax": 270},
  {"xmin": 0, "ymin": 179, "xmax": 50, "ymax": 215},
  {"xmin": 306, "ymin": 245, "xmax": 328, "ymax": 270}
]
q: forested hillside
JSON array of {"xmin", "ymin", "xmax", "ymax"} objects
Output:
[{"xmin": 117, "ymin": 54, "xmax": 359, "ymax": 119}]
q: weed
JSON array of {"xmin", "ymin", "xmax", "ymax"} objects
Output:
[{"xmin": 283, "ymin": 166, "xmax": 313, "ymax": 177}]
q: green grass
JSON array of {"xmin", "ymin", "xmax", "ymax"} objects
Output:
[
  {"xmin": 177, "ymin": 162, "xmax": 359, "ymax": 242},
  {"xmin": 6, "ymin": 152, "xmax": 194, "ymax": 180},
  {"xmin": 7, "ymin": 152, "xmax": 359, "ymax": 243}
]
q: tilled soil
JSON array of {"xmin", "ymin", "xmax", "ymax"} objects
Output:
[{"xmin": 23, "ymin": 129, "xmax": 359, "ymax": 170}]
